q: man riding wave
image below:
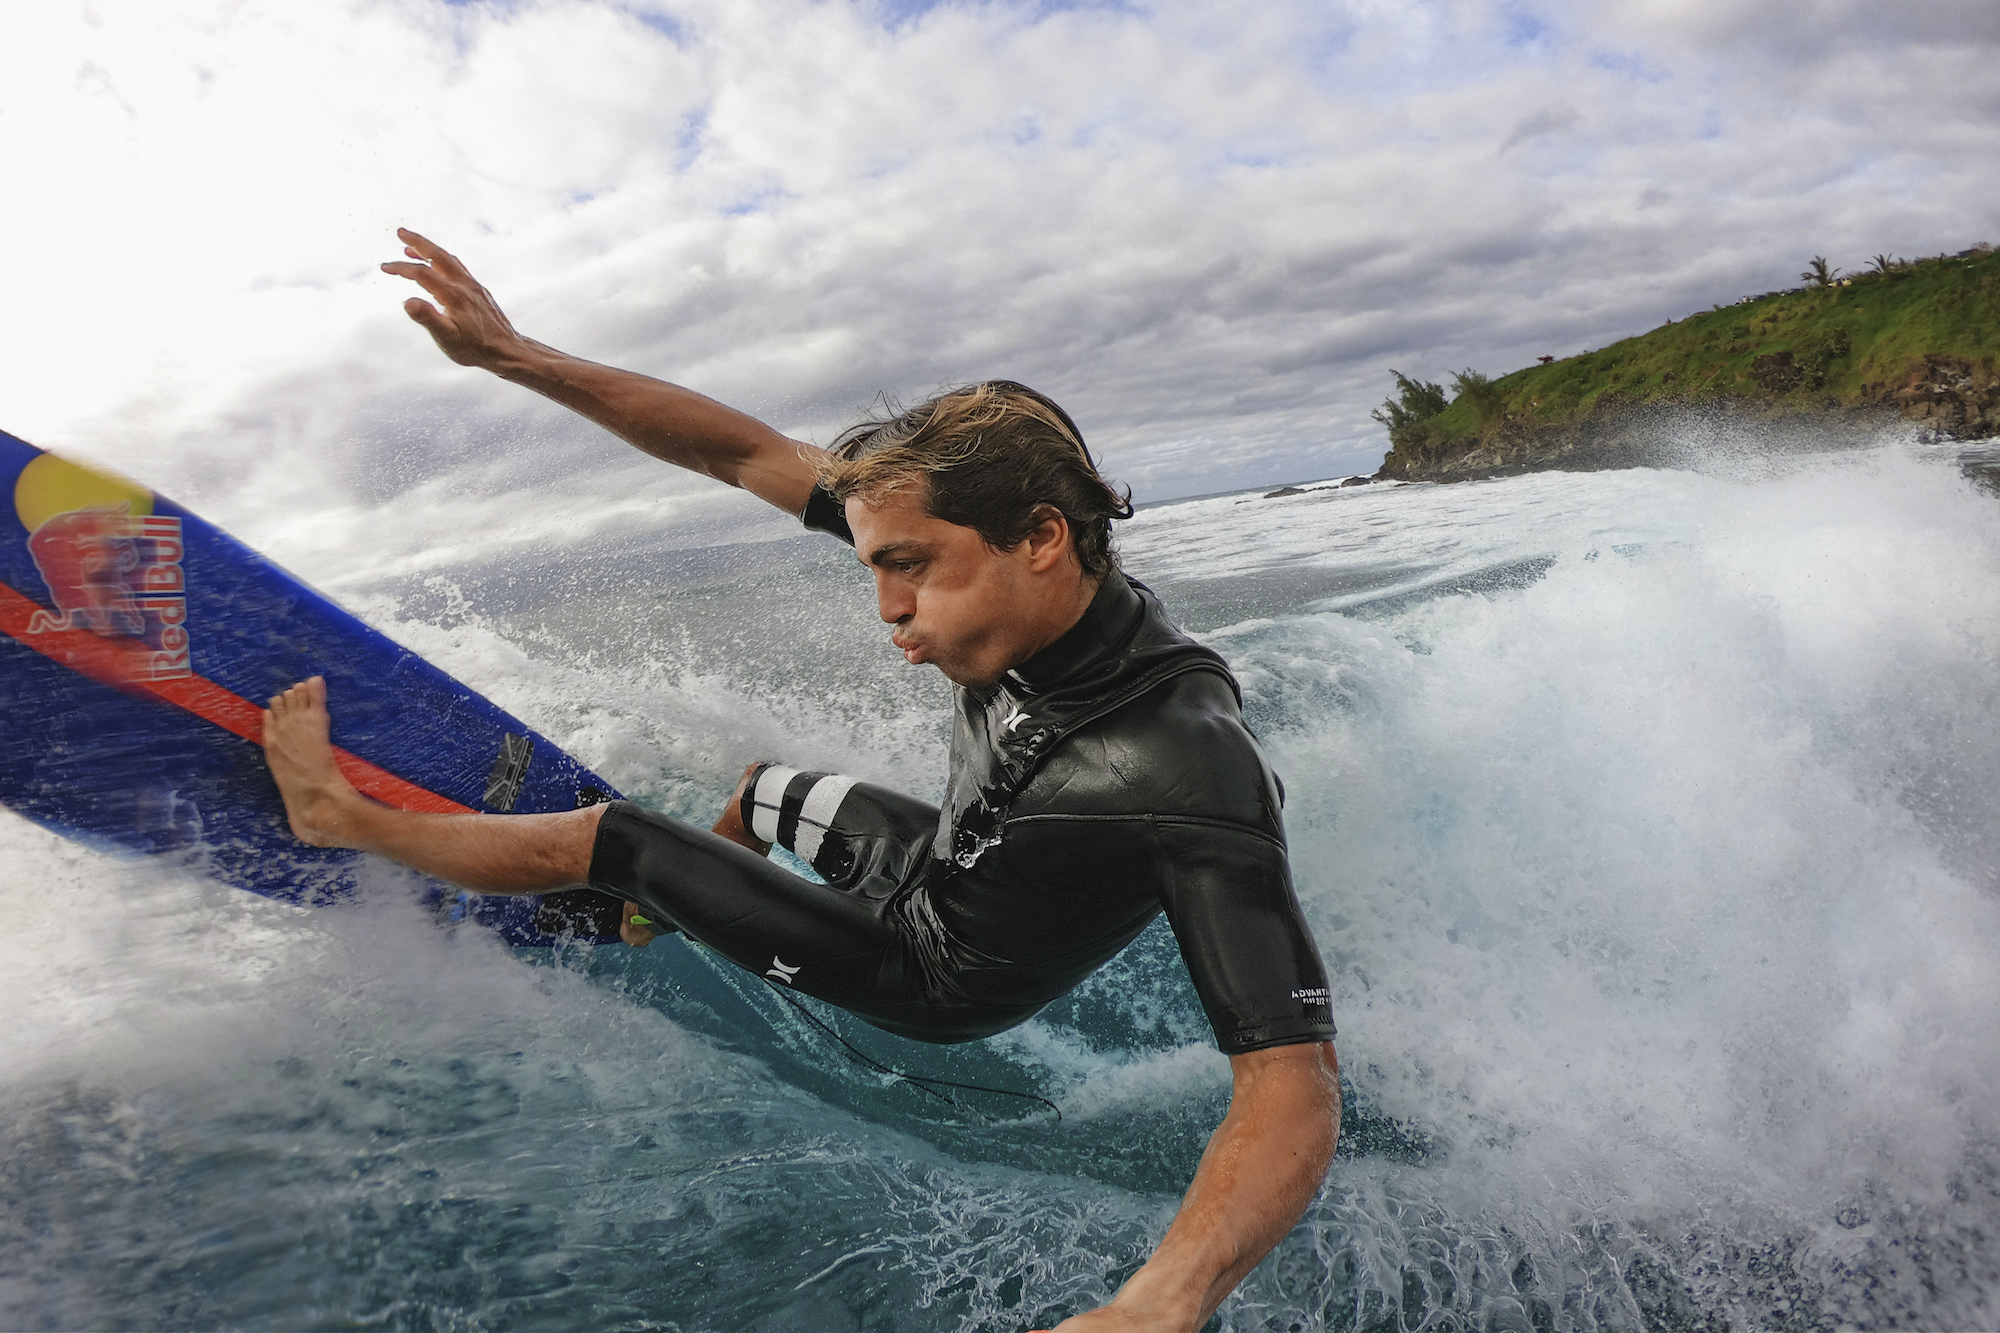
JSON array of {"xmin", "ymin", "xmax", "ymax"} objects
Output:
[{"xmin": 260, "ymin": 229, "xmax": 1341, "ymax": 1333}]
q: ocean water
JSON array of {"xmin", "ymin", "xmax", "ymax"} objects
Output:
[{"xmin": 3, "ymin": 439, "xmax": 1998, "ymax": 1331}]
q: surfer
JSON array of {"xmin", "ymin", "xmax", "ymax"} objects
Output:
[{"xmin": 261, "ymin": 228, "xmax": 1339, "ymax": 1333}]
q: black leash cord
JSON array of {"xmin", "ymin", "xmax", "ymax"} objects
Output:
[{"xmin": 766, "ymin": 983, "xmax": 1061, "ymax": 1123}]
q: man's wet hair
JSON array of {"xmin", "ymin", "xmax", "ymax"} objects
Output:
[{"xmin": 820, "ymin": 381, "xmax": 1132, "ymax": 579}]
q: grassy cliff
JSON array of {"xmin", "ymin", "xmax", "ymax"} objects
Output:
[{"xmin": 1375, "ymin": 247, "xmax": 2000, "ymax": 480}]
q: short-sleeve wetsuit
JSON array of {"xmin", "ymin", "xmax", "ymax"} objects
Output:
[{"xmin": 585, "ymin": 486, "xmax": 1335, "ymax": 1054}]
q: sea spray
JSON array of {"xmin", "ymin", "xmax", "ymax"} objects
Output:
[{"xmin": 1161, "ymin": 443, "xmax": 2000, "ymax": 1328}]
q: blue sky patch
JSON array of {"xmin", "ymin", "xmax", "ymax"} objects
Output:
[
  {"xmin": 722, "ymin": 184, "xmax": 792, "ymax": 217},
  {"xmin": 633, "ymin": 10, "xmax": 688, "ymax": 45},
  {"xmin": 1589, "ymin": 48, "xmax": 1661, "ymax": 81},
  {"xmin": 872, "ymin": 0, "xmax": 1143, "ymax": 30},
  {"xmin": 674, "ymin": 107, "xmax": 709, "ymax": 172},
  {"xmin": 1500, "ymin": 5, "xmax": 1549, "ymax": 48}
]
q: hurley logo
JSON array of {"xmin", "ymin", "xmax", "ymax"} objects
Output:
[
  {"xmin": 765, "ymin": 956, "xmax": 801, "ymax": 984},
  {"xmin": 1000, "ymin": 706, "xmax": 1028, "ymax": 735}
]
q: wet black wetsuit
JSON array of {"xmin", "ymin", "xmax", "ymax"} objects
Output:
[{"xmin": 586, "ymin": 488, "xmax": 1335, "ymax": 1054}]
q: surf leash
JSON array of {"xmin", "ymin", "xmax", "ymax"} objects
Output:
[{"xmin": 763, "ymin": 982, "xmax": 1061, "ymax": 1124}]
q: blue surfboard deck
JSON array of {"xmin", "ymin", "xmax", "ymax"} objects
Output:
[{"xmin": 0, "ymin": 428, "xmax": 622, "ymax": 945}]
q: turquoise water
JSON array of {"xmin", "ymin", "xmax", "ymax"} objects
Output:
[{"xmin": 4, "ymin": 441, "xmax": 1998, "ymax": 1329}]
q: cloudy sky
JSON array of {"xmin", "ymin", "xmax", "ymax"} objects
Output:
[{"xmin": 4, "ymin": 0, "xmax": 1997, "ymax": 579}]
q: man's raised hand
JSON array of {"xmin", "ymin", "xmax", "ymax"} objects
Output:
[
  {"xmin": 376, "ymin": 227, "xmax": 825, "ymax": 515},
  {"xmin": 381, "ymin": 228, "xmax": 526, "ymax": 370}
]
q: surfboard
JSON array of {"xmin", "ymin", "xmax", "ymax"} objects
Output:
[{"xmin": 0, "ymin": 427, "xmax": 624, "ymax": 944}]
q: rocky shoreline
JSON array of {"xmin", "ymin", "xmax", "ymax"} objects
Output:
[
  {"xmin": 1376, "ymin": 353, "xmax": 1999, "ymax": 484},
  {"xmin": 1369, "ymin": 245, "xmax": 2000, "ymax": 484}
]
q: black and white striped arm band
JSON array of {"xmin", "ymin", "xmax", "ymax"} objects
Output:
[{"xmin": 740, "ymin": 763, "xmax": 859, "ymax": 865}]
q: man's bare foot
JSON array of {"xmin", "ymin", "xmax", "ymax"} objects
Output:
[{"xmin": 262, "ymin": 676, "xmax": 366, "ymax": 847}]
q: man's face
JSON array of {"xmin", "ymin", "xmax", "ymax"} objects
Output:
[{"xmin": 846, "ymin": 487, "xmax": 1076, "ymax": 689}]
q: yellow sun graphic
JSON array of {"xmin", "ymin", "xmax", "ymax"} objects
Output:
[{"xmin": 14, "ymin": 453, "xmax": 154, "ymax": 534}]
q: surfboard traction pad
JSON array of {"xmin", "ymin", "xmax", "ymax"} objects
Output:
[{"xmin": 0, "ymin": 429, "xmax": 625, "ymax": 945}]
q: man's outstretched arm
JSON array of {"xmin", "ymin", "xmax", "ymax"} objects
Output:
[
  {"xmin": 383, "ymin": 228, "xmax": 826, "ymax": 515},
  {"xmin": 1051, "ymin": 1042, "xmax": 1340, "ymax": 1333}
]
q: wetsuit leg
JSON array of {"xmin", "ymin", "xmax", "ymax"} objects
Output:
[
  {"xmin": 589, "ymin": 802, "xmax": 915, "ymax": 1010},
  {"xmin": 588, "ymin": 770, "xmax": 1035, "ymax": 1043}
]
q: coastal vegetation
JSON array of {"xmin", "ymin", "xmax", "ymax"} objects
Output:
[{"xmin": 1375, "ymin": 245, "xmax": 2000, "ymax": 480}]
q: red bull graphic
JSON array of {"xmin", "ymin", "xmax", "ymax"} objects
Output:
[{"xmin": 24, "ymin": 506, "xmax": 190, "ymax": 681}]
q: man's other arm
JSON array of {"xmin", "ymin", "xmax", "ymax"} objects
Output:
[
  {"xmin": 1049, "ymin": 1041, "xmax": 1340, "ymax": 1332},
  {"xmin": 382, "ymin": 228, "xmax": 826, "ymax": 515}
]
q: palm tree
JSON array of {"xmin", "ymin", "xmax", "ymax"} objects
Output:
[
  {"xmin": 1801, "ymin": 256, "xmax": 1840, "ymax": 287},
  {"xmin": 1869, "ymin": 253, "xmax": 1897, "ymax": 274}
]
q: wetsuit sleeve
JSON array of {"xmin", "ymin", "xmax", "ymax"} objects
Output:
[
  {"xmin": 1152, "ymin": 820, "xmax": 1335, "ymax": 1054},
  {"xmin": 800, "ymin": 482, "xmax": 855, "ymax": 545}
]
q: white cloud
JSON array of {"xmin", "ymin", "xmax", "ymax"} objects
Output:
[{"xmin": 0, "ymin": 0, "xmax": 1994, "ymax": 583}]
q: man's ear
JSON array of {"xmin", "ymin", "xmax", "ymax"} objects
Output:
[{"xmin": 1022, "ymin": 504, "xmax": 1073, "ymax": 573}]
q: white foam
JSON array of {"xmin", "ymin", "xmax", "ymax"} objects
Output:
[{"xmin": 1222, "ymin": 446, "xmax": 2000, "ymax": 1251}]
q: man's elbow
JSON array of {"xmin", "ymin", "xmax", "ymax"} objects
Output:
[
  {"xmin": 1309, "ymin": 1044, "xmax": 1341, "ymax": 1161},
  {"xmin": 1233, "ymin": 1040, "xmax": 1341, "ymax": 1157},
  {"xmin": 1286, "ymin": 1043, "xmax": 1341, "ymax": 1174}
]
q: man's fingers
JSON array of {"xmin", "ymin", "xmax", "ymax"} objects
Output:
[
  {"xmin": 404, "ymin": 299, "xmax": 460, "ymax": 346},
  {"xmin": 395, "ymin": 227, "xmax": 470, "ymax": 280},
  {"xmin": 382, "ymin": 254, "xmax": 465, "ymax": 304},
  {"xmin": 393, "ymin": 261, "xmax": 463, "ymax": 304},
  {"xmin": 383, "ymin": 262, "xmax": 474, "ymax": 324},
  {"xmin": 380, "ymin": 259, "xmax": 452, "ymax": 295},
  {"xmin": 395, "ymin": 227, "xmax": 445, "ymax": 260}
]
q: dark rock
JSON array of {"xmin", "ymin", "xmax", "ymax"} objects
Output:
[
  {"xmin": 1377, "ymin": 398, "xmax": 1913, "ymax": 484},
  {"xmin": 1865, "ymin": 354, "xmax": 2000, "ymax": 440},
  {"xmin": 1750, "ymin": 351, "xmax": 1802, "ymax": 393},
  {"xmin": 1262, "ymin": 485, "xmax": 1309, "ymax": 498},
  {"xmin": 1338, "ymin": 475, "xmax": 1374, "ymax": 487}
]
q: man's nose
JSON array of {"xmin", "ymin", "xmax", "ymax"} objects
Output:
[{"xmin": 874, "ymin": 575, "xmax": 913, "ymax": 625}]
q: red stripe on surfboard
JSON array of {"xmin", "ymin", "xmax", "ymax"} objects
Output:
[{"xmin": 0, "ymin": 579, "xmax": 473, "ymax": 816}]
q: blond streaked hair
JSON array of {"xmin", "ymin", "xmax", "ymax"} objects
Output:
[{"xmin": 820, "ymin": 381, "xmax": 1132, "ymax": 579}]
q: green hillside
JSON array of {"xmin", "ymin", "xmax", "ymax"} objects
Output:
[{"xmin": 1376, "ymin": 246, "xmax": 2000, "ymax": 478}]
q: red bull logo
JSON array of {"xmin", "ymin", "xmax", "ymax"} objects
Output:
[{"xmin": 14, "ymin": 455, "xmax": 191, "ymax": 682}]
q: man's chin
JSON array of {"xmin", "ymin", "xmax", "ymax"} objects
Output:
[
  {"xmin": 898, "ymin": 642, "xmax": 998, "ymax": 689},
  {"xmin": 936, "ymin": 661, "xmax": 1003, "ymax": 690}
]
